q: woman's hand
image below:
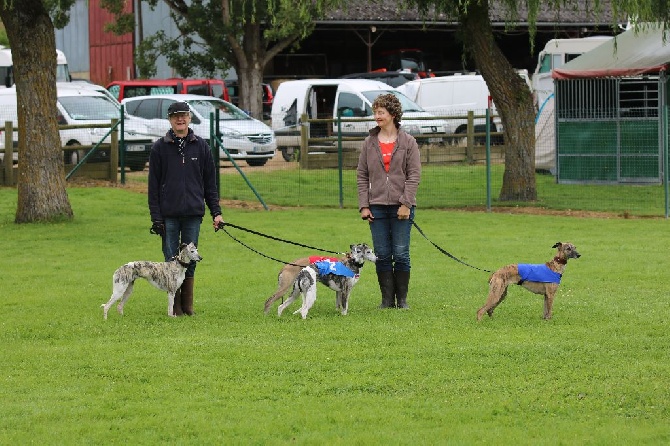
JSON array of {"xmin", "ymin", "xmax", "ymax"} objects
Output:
[
  {"xmin": 397, "ymin": 204, "xmax": 410, "ymax": 220},
  {"xmin": 360, "ymin": 207, "xmax": 374, "ymax": 221}
]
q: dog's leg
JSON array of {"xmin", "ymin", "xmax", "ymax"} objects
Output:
[
  {"xmin": 477, "ymin": 274, "xmax": 507, "ymax": 321},
  {"xmin": 116, "ymin": 282, "xmax": 135, "ymax": 316},
  {"xmin": 296, "ymin": 284, "xmax": 317, "ymax": 319},
  {"xmin": 167, "ymin": 291, "xmax": 176, "ymax": 317},
  {"xmin": 340, "ymin": 291, "xmax": 350, "ymax": 316},
  {"xmin": 278, "ymin": 286, "xmax": 300, "ymax": 317},
  {"xmin": 487, "ymin": 287, "xmax": 507, "ymax": 318},
  {"xmin": 335, "ymin": 291, "xmax": 342, "ymax": 311},
  {"xmin": 102, "ymin": 289, "xmax": 124, "ymax": 320},
  {"xmin": 543, "ymin": 289, "xmax": 556, "ymax": 320}
]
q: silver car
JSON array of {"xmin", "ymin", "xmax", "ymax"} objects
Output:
[{"xmin": 122, "ymin": 94, "xmax": 276, "ymax": 166}]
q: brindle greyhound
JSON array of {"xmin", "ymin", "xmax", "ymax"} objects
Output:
[
  {"xmin": 273, "ymin": 243, "xmax": 376, "ymax": 319},
  {"xmin": 477, "ymin": 242, "xmax": 580, "ymax": 321},
  {"xmin": 263, "ymin": 253, "xmax": 349, "ymax": 314}
]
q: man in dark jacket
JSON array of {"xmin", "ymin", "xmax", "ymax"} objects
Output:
[{"xmin": 148, "ymin": 101, "xmax": 224, "ymax": 316}]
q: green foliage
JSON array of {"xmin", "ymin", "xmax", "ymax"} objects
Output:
[
  {"xmin": 0, "ymin": 186, "xmax": 669, "ymax": 443},
  {"xmin": 0, "ymin": 26, "xmax": 8, "ymax": 46},
  {"xmin": 42, "ymin": 0, "xmax": 77, "ymax": 28}
]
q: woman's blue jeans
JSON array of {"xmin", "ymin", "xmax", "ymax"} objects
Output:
[
  {"xmin": 368, "ymin": 205, "xmax": 414, "ymax": 273},
  {"xmin": 162, "ymin": 216, "xmax": 203, "ymax": 278}
]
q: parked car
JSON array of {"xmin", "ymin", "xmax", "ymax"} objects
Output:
[
  {"xmin": 107, "ymin": 78, "xmax": 230, "ymax": 102},
  {"xmin": 225, "ymin": 80, "xmax": 274, "ymax": 120},
  {"xmin": 122, "ymin": 94, "xmax": 276, "ymax": 166},
  {"xmin": 0, "ymin": 85, "xmax": 154, "ymax": 171}
]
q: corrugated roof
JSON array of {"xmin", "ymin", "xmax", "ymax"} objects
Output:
[{"xmin": 321, "ymin": 0, "xmax": 617, "ymax": 25}]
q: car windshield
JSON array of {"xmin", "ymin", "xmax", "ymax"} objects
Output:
[
  {"xmin": 59, "ymin": 95, "xmax": 120, "ymax": 120},
  {"xmin": 187, "ymin": 99, "xmax": 250, "ymax": 121},
  {"xmin": 361, "ymin": 90, "xmax": 424, "ymax": 113}
]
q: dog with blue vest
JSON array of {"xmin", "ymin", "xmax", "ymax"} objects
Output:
[
  {"xmin": 275, "ymin": 243, "xmax": 377, "ymax": 319},
  {"xmin": 477, "ymin": 242, "xmax": 581, "ymax": 321}
]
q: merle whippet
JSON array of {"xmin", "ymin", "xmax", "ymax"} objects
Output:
[{"xmin": 101, "ymin": 242, "xmax": 202, "ymax": 319}]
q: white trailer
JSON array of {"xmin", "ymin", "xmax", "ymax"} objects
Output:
[{"xmin": 0, "ymin": 45, "xmax": 71, "ymax": 87}]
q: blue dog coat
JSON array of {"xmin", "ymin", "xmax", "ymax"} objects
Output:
[
  {"xmin": 518, "ymin": 264, "xmax": 562, "ymax": 283},
  {"xmin": 313, "ymin": 259, "xmax": 356, "ymax": 278}
]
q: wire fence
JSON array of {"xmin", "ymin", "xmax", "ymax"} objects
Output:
[{"xmin": 215, "ymin": 106, "xmax": 669, "ymax": 217}]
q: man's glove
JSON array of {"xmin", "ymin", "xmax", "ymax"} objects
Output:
[{"xmin": 150, "ymin": 221, "xmax": 165, "ymax": 236}]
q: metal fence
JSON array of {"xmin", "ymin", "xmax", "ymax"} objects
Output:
[{"xmin": 215, "ymin": 106, "xmax": 670, "ymax": 217}]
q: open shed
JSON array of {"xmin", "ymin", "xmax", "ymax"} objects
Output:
[{"xmin": 551, "ymin": 24, "xmax": 669, "ymax": 183}]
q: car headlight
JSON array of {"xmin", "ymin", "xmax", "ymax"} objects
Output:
[
  {"xmin": 219, "ymin": 127, "xmax": 245, "ymax": 140},
  {"xmin": 405, "ymin": 124, "xmax": 420, "ymax": 135}
]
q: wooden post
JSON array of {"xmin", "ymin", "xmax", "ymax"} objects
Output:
[
  {"xmin": 4, "ymin": 121, "xmax": 13, "ymax": 186},
  {"xmin": 466, "ymin": 111, "xmax": 475, "ymax": 164},
  {"xmin": 110, "ymin": 119, "xmax": 119, "ymax": 183},
  {"xmin": 299, "ymin": 113, "xmax": 309, "ymax": 169}
]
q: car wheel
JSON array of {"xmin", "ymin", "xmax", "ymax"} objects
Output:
[
  {"xmin": 246, "ymin": 159, "xmax": 268, "ymax": 167},
  {"xmin": 281, "ymin": 147, "xmax": 299, "ymax": 162},
  {"xmin": 66, "ymin": 143, "xmax": 84, "ymax": 165},
  {"xmin": 127, "ymin": 161, "xmax": 146, "ymax": 171}
]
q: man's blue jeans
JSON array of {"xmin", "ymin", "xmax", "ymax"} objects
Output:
[
  {"xmin": 162, "ymin": 216, "xmax": 202, "ymax": 278},
  {"xmin": 368, "ymin": 205, "xmax": 414, "ymax": 273}
]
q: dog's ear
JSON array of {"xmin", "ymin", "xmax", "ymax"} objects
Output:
[
  {"xmin": 180, "ymin": 242, "xmax": 187, "ymax": 250},
  {"xmin": 350, "ymin": 244, "xmax": 355, "ymax": 250},
  {"xmin": 552, "ymin": 242, "xmax": 562, "ymax": 248}
]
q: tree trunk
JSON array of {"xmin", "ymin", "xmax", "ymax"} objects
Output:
[
  {"xmin": 237, "ymin": 22, "xmax": 264, "ymax": 120},
  {"xmin": 459, "ymin": 0, "xmax": 537, "ymax": 201},
  {"xmin": 0, "ymin": 0, "xmax": 73, "ymax": 222}
]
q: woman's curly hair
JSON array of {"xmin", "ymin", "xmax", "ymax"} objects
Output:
[{"xmin": 372, "ymin": 93, "xmax": 403, "ymax": 127}]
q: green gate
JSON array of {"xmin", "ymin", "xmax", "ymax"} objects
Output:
[{"xmin": 555, "ymin": 76, "xmax": 667, "ymax": 184}]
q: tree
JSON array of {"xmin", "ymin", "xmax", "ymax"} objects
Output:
[
  {"xmin": 105, "ymin": 0, "xmax": 345, "ymax": 120},
  {"xmin": 407, "ymin": 0, "xmax": 670, "ymax": 201},
  {"xmin": 0, "ymin": 0, "xmax": 75, "ymax": 222}
]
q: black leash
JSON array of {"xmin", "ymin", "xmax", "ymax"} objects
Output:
[
  {"xmin": 410, "ymin": 220, "xmax": 493, "ymax": 273},
  {"xmin": 216, "ymin": 220, "xmax": 491, "ymax": 273},
  {"xmin": 216, "ymin": 222, "xmax": 342, "ymax": 266}
]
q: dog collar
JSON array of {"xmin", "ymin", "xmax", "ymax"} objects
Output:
[
  {"xmin": 553, "ymin": 255, "xmax": 567, "ymax": 265},
  {"xmin": 173, "ymin": 257, "xmax": 191, "ymax": 268}
]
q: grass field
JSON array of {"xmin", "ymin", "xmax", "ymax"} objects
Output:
[{"xmin": 1, "ymin": 186, "xmax": 669, "ymax": 444}]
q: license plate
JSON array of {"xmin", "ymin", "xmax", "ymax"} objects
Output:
[
  {"xmin": 126, "ymin": 144, "xmax": 145, "ymax": 152},
  {"xmin": 428, "ymin": 137, "xmax": 442, "ymax": 143},
  {"xmin": 253, "ymin": 146, "xmax": 264, "ymax": 152}
]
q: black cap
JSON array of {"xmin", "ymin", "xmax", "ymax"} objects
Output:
[{"xmin": 167, "ymin": 101, "xmax": 190, "ymax": 116}]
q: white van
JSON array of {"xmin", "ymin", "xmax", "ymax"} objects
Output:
[
  {"xmin": 271, "ymin": 78, "xmax": 447, "ymax": 161},
  {"xmin": 0, "ymin": 46, "xmax": 71, "ymax": 87},
  {"xmin": 0, "ymin": 86, "xmax": 154, "ymax": 170},
  {"xmin": 396, "ymin": 72, "xmax": 531, "ymax": 140},
  {"xmin": 531, "ymin": 36, "xmax": 613, "ymax": 108},
  {"xmin": 397, "ymin": 74, "xmax": 496, "ymax": 135}
]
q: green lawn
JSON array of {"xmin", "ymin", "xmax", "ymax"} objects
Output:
[{"xmin": 0, "ymin": 186, "xmax": 668, "ymax": 444}]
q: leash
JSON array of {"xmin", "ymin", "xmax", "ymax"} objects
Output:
[
  {"xmin": 410, "ymin": 220, "xmax": 493, "ymax": 273},
  {"xmin": 215, "ymin": 222, "xmax": 342, "ymax": 266}
]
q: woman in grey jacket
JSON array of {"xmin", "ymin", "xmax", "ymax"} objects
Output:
[{"xmin": 357, "ymin": 93, "xmax": 421, "ymax": 309}]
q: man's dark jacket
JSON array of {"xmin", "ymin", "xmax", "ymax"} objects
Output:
[{"xmin": 148, "ymin": 129, "xmax": 221, "ymax": 222}]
